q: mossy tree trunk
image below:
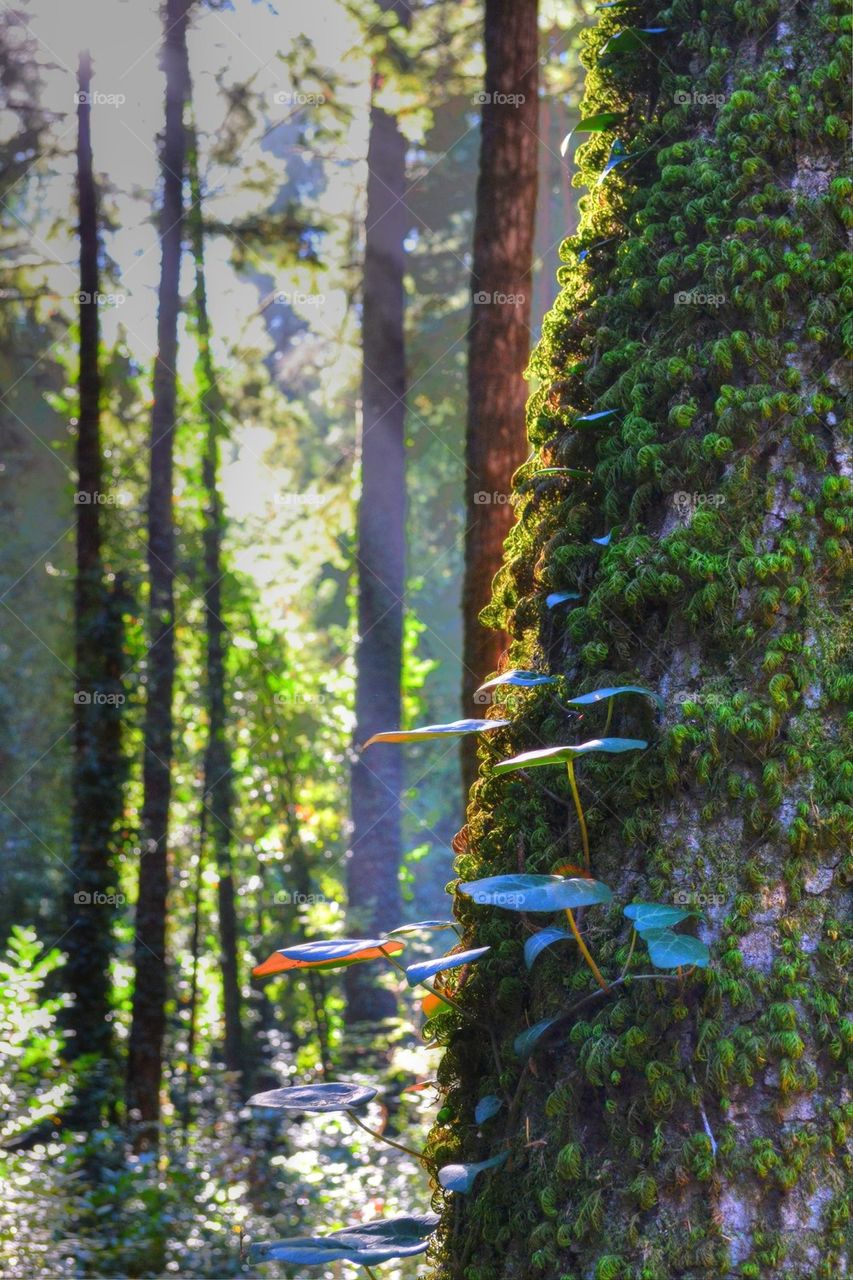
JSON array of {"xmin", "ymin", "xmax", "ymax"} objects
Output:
[{"xmin": 431, "ymin": 2, "xmax": 851, "ymax": 1277}]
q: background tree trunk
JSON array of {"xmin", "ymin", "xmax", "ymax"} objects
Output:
[
  {"xmin": 460, "ymin": 0, "xmax": 538, "ymax": 795},
  {"xmin": 126, "ymin": 0, "xmax": 191, "ymax": 1147},
  {"xmin": 65, "ymin": 49, "xmax": 126, "ymax": 1128},
  {"xmin": 344, "ymin": 0, "xmax": 410, "ymax": 1026},
  {"xmin": 434, "ymin": 2, "xmax": 850, "ymax": 1276}
]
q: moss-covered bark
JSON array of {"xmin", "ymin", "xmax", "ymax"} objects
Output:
[{"xmin": 427, "ymin": 1, "xmax": 851, "ymax": 1276}]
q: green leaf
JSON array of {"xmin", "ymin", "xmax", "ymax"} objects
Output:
[
  {"xmin": 364, "ymin": 718, "xmax": 509, "ymax": 747},
  {"xmin": 438, "ymin": 1151, "xmax": 508, "ymax": 1193},
  {"xmin": 524, "ymin": 927, "xmax": 572, "ymax": 969},
  {"xmin": 406, "ymin": 946, "xmax": 490, "ymax": 986},
  {"xmin": 493, "ymin": 738, "xmax": 647, "ymax": 774},
  {"xmin": 475, "ymin": 1094, "xmax": 503, "ymax": 1124},
  {"xmin": 546, "ymin": 590, "xmax": 581, "ymax": 608},
  {"xmin": 560, "ymin": 112, "xmax": 624, "ymax": 155},
  {"xmin": 514, "ymin": 1017, "xmax": 560, "ymax": 1059},
  {"xmin": 566, "ymin": 685, "xmax": 664, "ymax": 712},
  {"xmin": 597, "ymin": 138, "xmax": 630, "ymax": 185},
  {"xmin": 250, "ymin": 1214, "xmax": 441, "ymax": 1265},
  {"xmin": 388, "ymin": 920, "xmax": 457, "ymax": 936},
  {"xmin": 601, "ymin": 27, "xmax": 668, "ymax": 57},
  {"xmin": 526, "ymin": 465, "xmax": 591, "ymax": 480},
  {"xmin": 246, "ymin": 1082, "xmax": 377, "ymax": 1112},
  {"xmin": 476, "ymin": 670, "xmax": 555, "ymax": 694},
  {"xmin": 641, "ymin": 928, "xmax": 710, "ymax": 969},
  {"xmin": 623, "ymin": 903, "xmax": 693, "ymax": 933},
  {"xmin": 459, "ymin": 873, "xmax": 612, "ymax": 913}
]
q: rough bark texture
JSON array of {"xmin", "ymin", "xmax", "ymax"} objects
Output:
[
  {"xmin": 461, "ymin": 0, "xmax": 539, "ymax": 793},
  {"xmin": 187, "ymin": 121, "xmax": 244, "ymax": 1080},
  {"xmin": 345, "ymin": 1, "xmax": 409, "ymax": 1026},
  {"xmin": 65, "ymin": 51, "xmax": 126, "ymax": 1124},
  {"xmin": 429, "ymin": 1, "xmax": 851, "ymax": 1276},
  {"xmin": 127, "ymin": 0, "xmax": 190, "ymax": 1145}
]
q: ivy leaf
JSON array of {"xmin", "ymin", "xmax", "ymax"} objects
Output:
[
  {"xmin": 546, "ymin": 591, "xmax": 581, "ymax": 608},
  {"xmin": 566, "ymin": 685, "xmax": 664, "ymax": 712},
  {"xmin": 250, "ymin": 1214, "xmax": 441, "ymax": 1265},
  {"xmin": 364, "ymin": 719, "xmax": 509, "ymax": 746},
  {"xmin": 493, "ymin": 738, "xmax": 647, "ymax": 774},
  {"xmin": 623, "ymin": 903, "xmax": 694, "ymax": 933},
  {"xmin": 641, "ymin": 928, "xmax": 710, "ymax": 969},
  {"xmin": 597, "ymin": 138, "xmax": 630, "ymax": 185},
  {"xmin": 459, "ymin": 873, "xmax": 612, "ymax": 913},
  {"xmin": 246, "ymin": 1082, "xmax": 377, "ymax": 1112},
  {"xmin": 253, "ymin": 937, "xmax": 404, "ymax": 977},
  {"xmin": 388, "ymin": 920, "xmax": 457, "ymax": 936},
  {"xmin": 514, "ymin": 1016, "xmax": 561, "ymax": 1059},
  {"xmin": 438, "ymin": 1151, "xmax": 508, "ymax": 1193},
  {"xmin": 476, "ymin": 670, "xmax": 555, "ymax": 694},
  {"xmin": 601, "ymin": 27, "xmax": 668, "ymax": 58},
  {"xmin": 524, "ymin": 927, "xmax": 573, "ymax": 969},
  {"xmin": 474, "ymin": 1094, "xmax": 503, "ymax": 1124},
  {"xmin": 574, "ymin": 408, "xmax": 619, "ymax": 426},
  {"xmin": 560, "ymin": 112, "xmax": 624, "ymax": 155},
  {"xmin": 405, "ymin": 946, "xmax": 490, "ymax": 987}
]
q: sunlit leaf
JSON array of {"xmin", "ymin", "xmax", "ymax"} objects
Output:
[
  {"xmin": 493, "ymin": 738, "xmax": 647, "ymax": 774},
  {"xmin": 250, "ymin": 1214, "xmax": 441, "ymax": 1265},
  {"xmin": 476, "ymin": 670, "xmax": 555, "ymax": 694},
  {"xmin": 566, "ymin": 685, "xmax": 664, "ymax": 712},
  {"xmin": 641, "ymin": 928, "xmax": 710, "ymax": 969},
  {"xmin": 596, "ymin": 138, "xmax": 631, "ymax": 185},
  {"xmin": 252, "ymin": 937, "xmax": 404, "ymax": 977},
  {"xmin": 406, "ymin": 946, "xmax": 490, "ymax": 987},
  {"xmin": 401, "ymin": 1079, "xmax": 438, "ymax": 1094},
  {"xmin": 514, "ymin": 1017, "xmax": 560, "ymax": 1059},
  {"xmin": 459, "ymin": 874, "xmax": 612, "ymax": 913},
  {"xmin": 546, "ymin": 591, "xmax": 581, "ymax": 608},
  {"xmin": 246, "ymin": 1082, "xmax": 377, "ymax": 1112},
  {"xmin": 524, "ymin": 927, "xmax": 572, "ymax": 969},
  {"xmin": 623, "ymin": 903, "xmax": 694, "ymax": 933},
  {"xmin": 560, "ymin": 112, "xmax": 624, "ymax": 155},
  {"xmin": 421, "ymin": 992, "xmax": 448, "ymax": 1018},
  {"xmin": 388, "ymin": 920, "xmax": 457, "ymax": 936},
  {"xmin": 364, "ymin": 718, "xmax": 509, "ymax": 746},
  {"xmin": 523, "ymin": 465, "xmax": 591, "ymax": 481},
  {"xmin": 438, "ymin": 1151, "xmax": 508, "ymax": 1193},
  {"xmin": 601, "ymin": 27, "xmax": 668, "ymax": 57},
  {"xmin": 475, "ymin": 1094, "xmax": 503, "ymax": 1124}
]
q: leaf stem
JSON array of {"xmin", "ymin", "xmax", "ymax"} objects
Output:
[
  {"xmin": 565, "ymin": 908, "xmax": 609, "ymax": 990},
  {"xmin": 363, "ymin": 1267, "xmax": 380, "ymax": 1280},
  {"xmin": 603, "ymin": 695, "xmax": 614, "ymax": 736},
  {"xmin": 346, "ymin": 1109, "xmax": 429, "ymax": 1164},
  {"xmin": 619, "ymin": 927, "xmax": 637, "ymax": 981},
  {"xmin": 566, "ymin": 758, "xmax": 590, "ymax": 869}
]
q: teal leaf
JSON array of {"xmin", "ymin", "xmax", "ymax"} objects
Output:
[
  {"xmin": 546, "ymin": 591, "xmax": 581, "ymax": 608},
  {"xmin": 524, "ymin": 927, "xmax": 572, "ymax": 969},
  {"xmin": 246, "ymin": 1082, "xmax": 377, "ymax": 1113},
  {"xmin": 623, "ymin": 903, "xmax": 693, "ymax": 933},
  {"xmin": 388, "ymin": 920, "xmax": 457, "ymax": 936},
  {"xmin": 459, "ymin": 874, "xmax": 612, "ymax": 913},
  {"xmin": 250, "ymin": 1214, "xmax": 441, "ymax": 1266},
  {"xmin": 364, "ymin": 718, "xmax": 509, "ymax": 746},
  {"xmin": 566, "ymin": 685, "xmax": 664, "ymax": 712},
  {"xmin": 474, "ymin": 1094, "xmax": 503, "ymax": 1124},
  {"xmin": 601, "ymin": 27, "xmax": 668, "ymax": 57},
  {"xmin": 575, "ymin": 408, "xmax": 618, "ymax": 426},
  {"xmin": 493, "ymin": 738, "xmax": 647, "ymax": 774},
  {"xmin": 406, "ymin": 946, "xmax": 490, "ymax": 987},
  {"xmin": 560, "ymin": 112, "xmax": 625, "ymax": 155},
  {"xmin": 438, "ymin": 1151, "xmax": 508, "ymax": 1193},
  {"xmin": 597, "ymin": 138, "xmax": 630, "ymax": 185},
  {"xmin": 641, "ymin": 928, "xmax": 710, "ymax": 969},
  {"xmin": 476, "ymin": 670, "xmax": 555, "ymax": 694},
  {"xmin": 592, "ymin": 531, "xmax": 613, "ymax": 546},
  {"xmin": 514, "ymin": 1017, "xmax": 560, "ymax": 1059}
]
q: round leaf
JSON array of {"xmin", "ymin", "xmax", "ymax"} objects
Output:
[
  {"xmin": 246, "ymin": 1082, "xmax": 377, "ymax": 1113},
  {"xmin": 567, "ymin": 685, "xmax": 664, "ymax": 712},
  {"xmin": 493, "ymin": 738, "xmax": 647, "ymax": 775},
  {"xmin": 474, "ymin": 1094, "xmax": 503, "ymax": 1124},
  {"xmin": 641, "ymin": 928, "xmax": 710, "ymax": 969},
  {"xmin": 250, "ymin": 1213, "xmax": 441, "ymax": 1266},
  {"xmin": 623, "ymin": 902, "xmax": 693, "ymax": 933},
  {"xmin": 364, "ymin": 718, "xmax": 509, "ymax": 746},
  {"xmin": 438, "ymin": 1151, "xmax": 508, "ymax": 1193},
  {"xmin": 406, "ymin": 946, "xmax": 490, "ymax": 987},
  {"xmin": 524, "ymin": 927, "xmax": 572, "ymax": 969},
  {"xmin": 459, "ymin": 874, "xmax": 612, "ymax": 913}
]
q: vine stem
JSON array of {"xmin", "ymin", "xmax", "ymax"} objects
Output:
[
  {"xmin": 619, "ymin": 927, "xmax": 637, "ymax": 981},
  {"xmin": 565, "ymin": 908, "xmax": 609, "ymax": 990},
  {"xmin": 603, "ymin": 695, "xmax": 614, "ymax": 736},
  {"xmin": 346, "ymin": 1109, "xmax": 429, "ymax": 1164},
  {"xmin": 566, "ymin": 758, "xmax": 590, "ymax": 868},
  {"xmin": 363, "ymin": 1267, "xmax": 380, "ymax": 1280}
]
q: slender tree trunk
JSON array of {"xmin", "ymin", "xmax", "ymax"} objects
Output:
[
  {"xmin": 460, "ymin": 0, "xmax": 539, "ymax": 794},
  {"xmin": 435, "ymin": 4, "xmax": 850, "ymax": 1276},
  {"xmin": 126, "ymin": 0, "xmax": 190, "ymax": 1147},
  {"xmin": 65, "ymin": 49, "xmax": 126, "ymax": 1128},
  {"xmin": 185, "ymin": 118, "xmax": 244, "ymax": 1080},
  {"xmin": 345, "ymin": 0, "xmax": 409, "ymax": 1026}
]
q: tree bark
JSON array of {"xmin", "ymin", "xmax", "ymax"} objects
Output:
[
  {"xmin": 126, "ymin": 0, "xmax": 191, "ymax": 1148},
  {"xmin": 434, "ymin": 3, "xmax": 851, "ymax": 1276},
  {"xmin": 460, "ymin": 0, "xmax": 538, "ymax": 794},
  {"xmin": 65, "ymin": 49, "xmax": 126, "ymax": 1128},
  {"xmin": 345, "ymin": 0, "xmax": 410, "ymax": 1025}
]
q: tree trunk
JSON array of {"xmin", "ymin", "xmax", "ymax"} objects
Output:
[
  {"xmin": 65, "ymin": 49, "xmax": 126, "ymax": 1127},
  {"xmin": 126, "ymin": 0, "xmax": 190, "ymax": 1147},
  {"xmin": 186, "ymin": 118, "xmax": 244, "ymax": 1081},
  {"xmin": 345, "ymin": 1, "xmax": 409, "ymax": 1026},
  {"xmin": 434, "ymin": 4, "xmax": 850, "ymax": 1277},
  {"xmin": 460, "ymin": 0, "xmax": 538, "ymax": 794}
]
